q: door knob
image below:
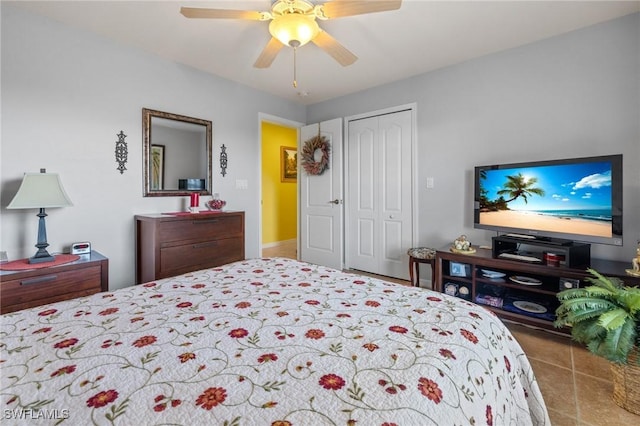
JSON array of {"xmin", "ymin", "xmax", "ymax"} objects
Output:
[{"xmin": 328, "ymin": 199, "xmax": 341, "ymax": 204}]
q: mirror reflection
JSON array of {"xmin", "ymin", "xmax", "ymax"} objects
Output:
[{"xmin": 143, "ymin": 108, "xmax": 212, "ymax": 197}]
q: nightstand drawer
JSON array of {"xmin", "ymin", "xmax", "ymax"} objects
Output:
[{"xmin": 1, "ymin": 265, "xmax": 102, "ymax": 313}]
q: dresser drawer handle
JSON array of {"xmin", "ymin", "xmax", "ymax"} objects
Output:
[
  {"xmin": 21, "ymin": 275, "xmax": 58, "ymax": 286},
  {"xmin": 193, "ymin": 219, "xmax": 220, "ymax": 224},
  {"xmin": 193, "ymin": 241, "xmax": 219, "ymax": 249}
]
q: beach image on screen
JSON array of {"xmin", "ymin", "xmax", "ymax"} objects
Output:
[{"xmin": 478, "ymin": 161, "xmax": 614, "ymax": 238}]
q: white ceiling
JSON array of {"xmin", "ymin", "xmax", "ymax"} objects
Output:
[{"xmin": 9, "ymin": 1, "xmax": 640, "ymax": 105}]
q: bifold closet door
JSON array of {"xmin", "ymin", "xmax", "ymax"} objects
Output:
[{"xmin": 346, "ymin": 109, "xmax": 412, "ymax": 279}]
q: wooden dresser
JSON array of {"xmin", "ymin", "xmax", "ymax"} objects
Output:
[
  {"xmin": 0, "ymin": 251, "xmax": 109, "ymax": 314},
  {"xmin": 135, "ymin": 211, "xmax": 245, "ymax": 284}
]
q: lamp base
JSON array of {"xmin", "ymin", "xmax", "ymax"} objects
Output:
[
  {"xmin": 28, "ymin": 207, "xmax": 56, "ymax": 264},
  {"xmin": 28, "ymin": 251, "xmax": 55, "ymax": 264}
]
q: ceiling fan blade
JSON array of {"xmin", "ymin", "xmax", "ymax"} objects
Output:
[
  {"xmin": 312, "ymin": 30, "xmax": 357, "ymax": 66},
  {"xmin": 180, "ymin": 7, "xmax": 265, "ymax": 21},
  {"xmin": 254, "ymin": 37, "xmax": 284, "ymax": 68},
  {"xmin": 320, "ymin": 0, "xmax": 401, "ymax": 19}
]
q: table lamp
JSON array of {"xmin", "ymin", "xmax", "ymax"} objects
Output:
[{"xmin": 7, "ymin": 169, "xmax": 73, "ymax": 264}]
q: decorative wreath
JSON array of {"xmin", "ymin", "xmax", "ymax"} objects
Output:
[{"xmin": 301, "ymin": 135, "xmax": 330, "ymax": 175}]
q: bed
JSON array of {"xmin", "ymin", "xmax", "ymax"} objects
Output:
[{"xmin": 1, "ymin": 257, "xmax": 550, "ymax": 425}]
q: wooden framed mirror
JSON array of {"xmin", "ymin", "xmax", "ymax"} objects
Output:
[{"xmin": 143, "ymin": 108, "xmax": 212, "ymax": 197}]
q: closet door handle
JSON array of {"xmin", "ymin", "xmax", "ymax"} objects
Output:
[{"xmin": 328, "ymin": 199, "xmax": 342, "ymax": 205}]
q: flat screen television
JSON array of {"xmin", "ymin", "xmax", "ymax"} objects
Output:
[{"xmin": 474, "ymin": 154, "xmax": 623, "ymax": 246}]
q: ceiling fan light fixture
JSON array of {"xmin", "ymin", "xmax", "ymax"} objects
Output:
[
  {"xmin": 269, "ymin": 13, "xmax": 320, "ymax": 48},
  {"xmin": 181, "ymin": 0, "xmax": 401, "ymax": 69}
]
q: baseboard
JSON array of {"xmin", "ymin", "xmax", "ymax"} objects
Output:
[{"xmin": 262, "ymin": 239, "xmax": 296, "ymax": 249}]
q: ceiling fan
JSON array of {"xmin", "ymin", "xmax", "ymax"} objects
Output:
[{"xmin": 180, "ymin": 0, "xmax": 402, "ymax": 69}]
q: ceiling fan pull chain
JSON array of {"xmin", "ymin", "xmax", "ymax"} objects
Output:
[{"xmin": 293, "ymin": 47, "xmax": 298, "ymax": 88}]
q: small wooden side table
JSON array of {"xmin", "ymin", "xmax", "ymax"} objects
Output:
[
  {"xmin": 0, "ymin": 251, "xmax": 108, "ymax": 314},
  {"xmin": 407, "ymin": 247, "xmax": 436, "ymax": 287}
]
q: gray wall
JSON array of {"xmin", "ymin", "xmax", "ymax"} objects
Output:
[
  {"xmin": 0, "ymin": 5, "xmax": 305, "ymax": 289},
  {"xmin": 308, "ymin": 12, "xmax": 639, "ymax": 263}
]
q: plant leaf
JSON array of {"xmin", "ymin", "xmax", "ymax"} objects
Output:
[{"xmin": 598, "ymin": 308, "xmax": 631, "ymax": 331}]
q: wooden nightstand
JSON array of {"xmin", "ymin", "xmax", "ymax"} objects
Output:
[{"xmin": 0, "ymin": 251, "xmax": 108, "ymax": 314}]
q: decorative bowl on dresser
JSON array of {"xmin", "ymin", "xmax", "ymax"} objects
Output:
[
  {"xmin": 135, "ymin": 211, "xmax": 245, "ymax": 284},
  {"xmin": 0, "ymin": 251, "xmax": 109, "ymax": 314}
]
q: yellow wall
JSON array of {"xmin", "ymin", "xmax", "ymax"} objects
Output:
[{"xmin": 262, "ymin": 122, "xmax": 297, "ymax": 244}]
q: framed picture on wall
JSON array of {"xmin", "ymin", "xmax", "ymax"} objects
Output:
[
  {"xmin": 151, "ymin": 144, "xmax": 165, "ymax": 190},
  {"xmin": 281, "ymin": 146, "xmax": 297, "ymax": 183}
]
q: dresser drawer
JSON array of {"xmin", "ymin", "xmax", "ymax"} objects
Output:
[
  {"xmin": 159, "ymin": 236, "xmax": 244, "ymax": 278},
  {"xmin": 1, "ymin": 265, "xmax": 102, "ymax": 313},
  {"xmin": 159, "ymin": 215, "xmax": 243, "ymax": 244}
]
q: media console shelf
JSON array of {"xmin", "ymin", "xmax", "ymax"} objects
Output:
[
  {"xmin": 492, "ymin": 235, "xmax": 590, "ymax": 268},
  {"xmin": 434, "ymin": 246, "xmax": 639, "ymax": 334}
]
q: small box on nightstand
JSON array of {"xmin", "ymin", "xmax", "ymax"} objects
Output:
[{"xmin": 71, "ymin": 242, "xmax": 91, "ymax": 255}]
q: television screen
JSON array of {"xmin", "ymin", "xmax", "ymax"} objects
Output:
[{"xmin": 474, "ymin": 155, "xmax": 623, "ymax": 246}]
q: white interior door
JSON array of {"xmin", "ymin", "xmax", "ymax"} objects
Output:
[
  {"xmin": 299, "ymin": 118, "xmax": 343, "ymax": 270},
  {"xmin": 346, "ymin": 110, "xmax": 413, "ymax": 279}
]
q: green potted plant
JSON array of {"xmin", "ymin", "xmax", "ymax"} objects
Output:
[{"xmin": 554, "ymin": 268, "xmax": 640, "ymax": 414}]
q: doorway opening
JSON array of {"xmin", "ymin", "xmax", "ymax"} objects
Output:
[{"xmin": 259, "ymin": 116, "xmax": 301, "ymax": 259}]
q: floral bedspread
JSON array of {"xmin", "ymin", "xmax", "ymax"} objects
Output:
[{"xmin": 1, "ymin": 258, "xmax": 549, "ymax": 425}]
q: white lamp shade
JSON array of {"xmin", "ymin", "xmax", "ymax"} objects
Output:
[
  {"xmin": 7, "ymin": 172, "xmax": 73, "ymax": 209},
  {"xmin": 269, "ymin": 14, "xmax": 320, "ymax": 47}
]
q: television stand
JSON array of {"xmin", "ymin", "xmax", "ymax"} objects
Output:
[
  {"xmin": 434, "ymin": 247, "xmax": 640, "ymax": 335},
  {"xmin": 492, "ymin": 235, "xmax": 590, "ymax": 268}
]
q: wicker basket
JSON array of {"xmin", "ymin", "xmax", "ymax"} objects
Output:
[{"xmin": 611, "ymin": 348, "xmax": 640, "ymax": 415}]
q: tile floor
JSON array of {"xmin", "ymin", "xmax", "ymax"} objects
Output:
[{"xmin": 261, "ymin": 242, "xmax": 639, "ymax": 424}]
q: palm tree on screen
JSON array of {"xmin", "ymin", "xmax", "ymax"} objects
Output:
[{"xmin": 497, "ymin": 173, "xmax": 545, "ymax": 205}]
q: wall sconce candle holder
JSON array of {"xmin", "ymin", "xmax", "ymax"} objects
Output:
[
  {"xmin": 115, "ymin": 131, "xmax": 128, "ymax": 174},
  {"xmin": 220, "ymin": 144, "xmax": 228, "ymax": 177}
]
